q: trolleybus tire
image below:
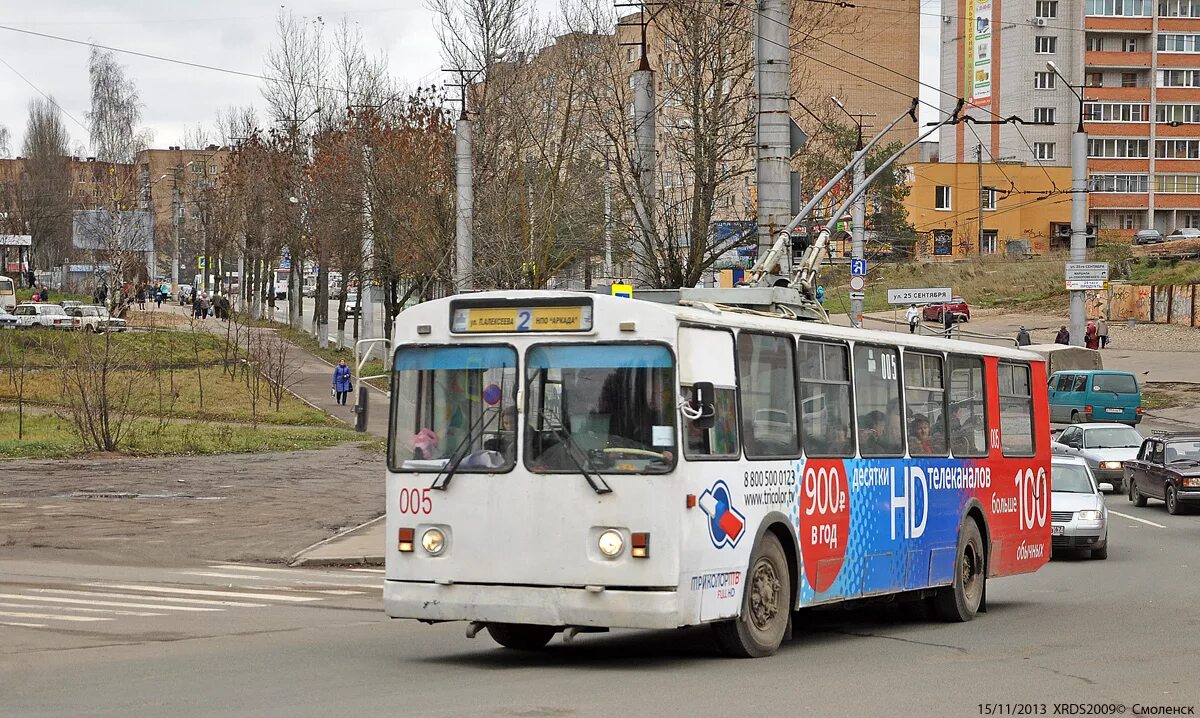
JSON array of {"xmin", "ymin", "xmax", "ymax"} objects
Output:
[
  {"xmin": 712, "ymin": 532, "xmax": 791, "ymax": 658},
  {"xmin": 932, "ymin": 519, "xmax": 985, "ymax": 623},
  {"xmin": 487, "ymin": 623, "xmax": 556, "ymax": 650}
]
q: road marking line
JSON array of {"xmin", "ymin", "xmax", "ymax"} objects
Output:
[
  {"xmin": 34, "ymin": 589, "xmax": 264, "ymax": 608},
  {"xmin": 346, "ymin": 568, "xmax": 385, "ymax": 574},
  {"xmin": 210, "ymin": 565, "xmax": 381, "ymax": 582},
  {"xmin": 181, "ymin": 571, "xmax": 378, "ymax": 588},
  {"xmin": 0, "ymin": 601, "xmax": 164, "ymax": 617},
  {"xmin": 309, "ymin": 590, "xmax": 364, "ymax": 596},
  {"xmin": 0, "ymin": 593, "xmax": 224, "ymax": 612},
  {"xmin": 0, "ymin": 610, "xmax": 111, "ymax": 623},
  {"xmin": 0, "ymin": 621, "xmax": 46, "ymax": 628},
  {"xmin": 86, "ymin": 584, "xmax": 322, "ymax": 603},
  {"xmin": 1109, "ymin": 510, "xmax": 1166, "ymax": 528}
]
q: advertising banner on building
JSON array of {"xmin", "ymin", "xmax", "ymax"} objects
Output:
[{"xmin": 964, "ymin": 0, "xmax": 993, "ymax": 108}]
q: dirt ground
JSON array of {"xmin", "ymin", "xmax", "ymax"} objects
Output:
[{"xmin": 0, "ymin": 443, "xmax": 385, "ymax": 566}]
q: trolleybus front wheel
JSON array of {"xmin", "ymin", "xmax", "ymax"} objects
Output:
[
  {"xmin": 712, "ymin": 532, "xmax": 791, "ymax": 658},
  {"xmin": 933, "ymin": 519, "xmax": 985, "ymax": 622},
  {"xmin": 487, "ymin": 623, "xmax": 556, "ymax": 650}
]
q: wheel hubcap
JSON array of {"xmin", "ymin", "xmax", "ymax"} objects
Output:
[
  {"xmin": 961, "ymin": 544, "xmax": 982, "ymax": 601},
  {"xmin": 749, "ymin": 559, "xmax": 781, "ymax": 630}
]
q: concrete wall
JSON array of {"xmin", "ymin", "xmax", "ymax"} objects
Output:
[{"xmin": 1101, "ymin": 282, "xmax": 1199, "ymax": 326}]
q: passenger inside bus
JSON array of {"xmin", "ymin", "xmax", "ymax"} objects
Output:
[{"xmin": 909, "ymin": 414, "xmax": 934, "ymax": 455}]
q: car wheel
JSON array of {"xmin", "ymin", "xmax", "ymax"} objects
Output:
[
  {"xmin": 959, "ymin": 314, "xmax": 969, "ymax": 323},
  {"xmin": 1071, "ymin": 411, "xmax": 1083, "ymax": 424},
  {"xmin": 1131, "ymin": 480, "xmax": 1148, "ymax": 507},
  {"xmin": 712, "ymin": 532, "xmax": 791, "ymax": 658},
  {"xmin": 1166, "ymin": 485, "xmax": 1182, "ymax": 515},
  {"xmin": 1091, "ymin": 541, "xmax": 1108, "ymax": 560},
  {"xmin": 487, "ymin": 623, "xmax": 556, "ymax": 650},
  {"xmin": 933, "ymin": 519, "xmax": 985, "ymax": 622}
]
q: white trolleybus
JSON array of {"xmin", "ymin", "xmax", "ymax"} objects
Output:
[{"xmin": 381, "ymin": 290, "xmax": 1052, "ymax": 657}]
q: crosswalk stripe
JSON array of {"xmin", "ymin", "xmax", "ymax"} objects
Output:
[
  {"xmin": 87, "ymin": 583, "xmax": 322, "ymax": 603},
  {"xmin": 0, "ymin": 601, "xmax": 164, "ymax": 617},
  {"xmin": 209, "ymin": 565, "xmax": 381, "ymax": 583},
  {"xmin": 0, "ymin": 610, "xmax": 111, "ymax": 623},
  {"xmin": 0, "ymin": 593, "xmax": 222, "ymax": 612},
  {"xmin": 347, "ymin": 568, "xmax": 385, "ymax": 574},
  {"xmin": 180, "ymin": 571, "xmax": 378, "ymax": 589},
  {"xmin": 0, "ymin": 621, "xmax": 47, "ymax": 628},
  {"xmin": 34, "ymin": 589, "xmax": 265, "ymax": 608},
  {"xmin": 309, "ymin": 590, "xmax": 363, "ymax": 596}
]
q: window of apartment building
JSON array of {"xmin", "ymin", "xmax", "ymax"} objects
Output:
[
  {"xmin": 1089, "ymin": 138, "xmax": 1150, "ymax": 158},
  {"xmin": 1036, "ymin": 0, "xmax": 1059, "ymax": 17},
  {"xmin": 981, "ymin": 187, "xmax": 998, "ymax": 210},
  {"xmin": 980, "ymin": 230, "xmax": 999, "ymax": 256},
  {"xmin": 1117, "ymin": 213, "xmax": 1138, "ymax": 229},
  {"xmin": 1034, "ymin": 107, "xmax": 1057, "ymax": 124},
  {"xmin": 208, "ymin": 164, "xmax": 218, "ymax": 175},
  {"xmin": 1034, "ymin": 142, "xmax": 1057, "ymax": 161},
  {"xmin": 1158, "ymin": 104, "xmax": 1200, "ymax": 123},
  {"xmin": 1160, "ymin": 0, "xmax": 1200, "ymax": 17},
  {"xmin": 192, "ymin": 164, "xmax": 203, "ymax": 174},
  {"xmin": 1086, "ymin": 102, "xmax": 1150, "ymax": 121},
  {"xmin": 935, "ymin": 186, "xmax": 952, "ymax": 210},
  {"xmin": 626, "ymin": 48, "xmax": 635, "ymax": 63},
  {"xmin": 1090, "ymin": 173, "xmax": 1151, "ymax": 192},
  {"xmin": 1155, "ymin": 174, "xmax": 1200, "ymax": 193},
  {"xmin": 1180, "ymin": 212, "xmax": 1200, "ymax": 227},
  {"xmin": 1035, "ymin": 36, "xmax": 1058, "ymax": 54},
  {"xmin": 1158, "ymin": 69, "xmax": 1200, "ymax": 87},
  {"xmin": 1087, "ymin": 0, "xmax": 1153, "ymax": 15},
  {"xmin": 1123, "ymin": 38, "xmax": 1140, "ymax": 52},
  {"xmin": 1087, "ymin": 35, "xmax": 1104, "ymax": 52},
  {"xmin": 1159, "ymin": 34, "xmax": 1200, "ymax": 53},
  {"xmin": 1085, "ymin": 72, "xmax": 1105, "ymax": 87},
  {"xmin": 1156, "ymin": 139, "xmax": 1200, "ymax": 158},
  {"xmin": 1034, "ymin": 71, "xmax": 1057, "ymax": 89},
  {"xmin": 1121, "ymin": 72, "xmax": 1141, "ymax": 88}
]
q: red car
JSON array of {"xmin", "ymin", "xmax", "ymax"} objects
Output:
[{"xmin": 922, "ymin": 296, "xmax": 971, "ymax": 323}]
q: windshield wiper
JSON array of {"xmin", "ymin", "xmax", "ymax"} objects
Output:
[
  {"xmin": 430, "ymin": 407, "xmax": 501, "ymax": 491},
  {"xmin": 537, "ymin": 408, "xmax": 612, "ymax": 495}
]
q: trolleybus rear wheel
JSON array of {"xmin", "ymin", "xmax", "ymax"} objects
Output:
[
  {"xmin": 712, "ymin": 532, "xmax": 791, "ymax": 658},
  {"xmin": 487, "ymin": 623, "xmax": 556, "ymax": 650},
  {"xmin": 933, "ymin": 519, "xmax": 985, "ymax": 622}
]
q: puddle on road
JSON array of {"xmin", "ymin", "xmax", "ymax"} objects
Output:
[{"xmin": 64, "ymin": 491, "xmax": 227, "ymax": 501}]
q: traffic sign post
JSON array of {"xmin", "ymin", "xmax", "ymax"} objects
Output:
[
  {"xmin": 1065, "ymin": 262, "xmax": 1108, "ymax": 282},
  {"xmin": 850, "ymin": 258, "xmax": 866, "ymax": 276},
  {"xmin": 849, "ymin": 276, "xmax": 865, "ymax": 292},
  {"xmin": 886, "ymin": 287, "xmax": 951, "ymax": 305}
]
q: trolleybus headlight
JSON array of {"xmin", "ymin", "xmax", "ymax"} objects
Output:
[
  {"xmin": 598, "ymin": 529, "xmax": 624, "ymax": 558},
  {"xmin": 421, "ymin": 528, "xmax": 446, "ymax": 555}
]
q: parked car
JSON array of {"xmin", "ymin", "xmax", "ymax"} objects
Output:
[
  {"xmin": 1133, "ymin": 229, "xmax": 1164, "ymax": 245},
  {"xmin": 1050, "ymin": 456, "xmax": 1110, "ymax": 559},
  {"xmin": 67, "ymin": 304, "xmax": 128, "ymax": 333},
  {"xmin": 11, "ymin": 303, "xmax": 70, "ymax": 328},
  {"xmin": 1126, "ymin": 434, "xmax": 1200, "ymax": 515},
  {"xmin": 1047, "ymin": 370, "xmax": 1142, "ymax": 425},
  {"xmin": 1167, "ymin": 227, "xmax": 1200, "ymax": 239},
  {"xmin": 345, "ymin": 291, "xmax": 360, "ymax": 316},
  {"xmin": 1050, "ymin": 423, "xmax": 1143, "ymax": 492},
  {"xmin": 0, "ymin": 306, "xmax": 17, "ymax": 329},
  {"xmin": 60, "ymin": 300, "xmax": 83, "ymax": 311},
  {"xmin": 922, "ymin": 296, "xmax": 971, "ymax": 323}
]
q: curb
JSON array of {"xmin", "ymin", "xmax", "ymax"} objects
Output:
[
  {"xmin": 290, "ymin": 555, "xmax": 385, "ymax": 567},
  {"xmin": 288, "ymin": 513, "xmax": 384, "ymax": 567}
]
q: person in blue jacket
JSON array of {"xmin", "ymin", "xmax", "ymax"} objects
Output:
[{"xmin": 333, "ymin": 359, "xmax": 353, "ymax": 406}]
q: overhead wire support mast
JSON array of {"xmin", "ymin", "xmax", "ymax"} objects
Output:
[
  {"xmin": 749, "ymin": 98, "xmax": 919, "ymax": 285},
  {"xmin": 791, "ymin": 100, "xmax": 966, "ymax": 306}
]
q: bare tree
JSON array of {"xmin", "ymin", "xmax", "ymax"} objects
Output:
[
  {"xmin": 0, "ymin": 125, "xmax": 11, "ymax": 158},
  {"xmin": 216, "ymin": 105, "xmax": 259, "ymax": 147},
  {"xmin": 0, "ymin": 335, "xmax": 35, "ymax": 440},
  {"xmin": 56, "ymin": 330, "xmax": 148, "ymax": 452},
  {"xmin": 18, "ymin": 98, "xmax": 72, "ymax": 270},
  {"xmin": 87, "ymin": 46, "xmax": 152, "ymax": 163}
]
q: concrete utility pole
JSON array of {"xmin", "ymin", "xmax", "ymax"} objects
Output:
[
  {"xmin": 632, "ymin": 50, "xmax": 656, "ymax": 285},
  {"xmin": 171, "ymin": 180, "xmax": 181, "ymax": 286},
  {"xmin": 454, "ymin": 108, "xmax": 474, "ymax": 291},
  {"xmin": 976, "ymin": 144, "xmax": 984, "ymax": 253},
  {"xmin": 756, "ymin": 0, "xmax": 791, "ymax": 271},
  {"xmin": 1048, "ymin": 60, "xmax": 1088, "ymax": 347}
]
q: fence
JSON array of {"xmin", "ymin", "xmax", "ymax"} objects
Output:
[{"xmin": 1093, "ymin": 283, "xmax": 1200, "ymax": 327}]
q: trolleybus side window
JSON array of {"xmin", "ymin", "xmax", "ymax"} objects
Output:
[
  {"xmin": 684, "ymin": 386, "xmax": 739, "ymax": 458},
  {"xmin": 947, "ymin": 355, "xmax": 988, "ymax": 458},
  {"xmin": 796, "ymin": 339, "xmax": 854, "ymax": 457},
  {"xmin": 904, "ymin": 351, "xmax": 948, "ymax": 457},
  {"xmin": 524, "ymin": 343, "xmax": 677, "ymax": 474},
  {"xmin": 737, "ymin": 332, "xmax": 799, "ymax": 458},
  {"xmin": 998, "ymin": 362, "xmax": 1035, "ymax": 457},
  {"xmin": 389, "ymin": 345, "xmax": 519, "ymax": 473},
  {"xmin": 853, "ymin": 344, "xmax": 904, "ymax": 457}
]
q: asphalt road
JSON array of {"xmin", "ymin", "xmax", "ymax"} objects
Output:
[{"xmin": 3, "ymin": 497, "xmax": 1199, "ymax": 718}]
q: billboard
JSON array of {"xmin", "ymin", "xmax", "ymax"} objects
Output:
[{"xmin": 964, "ymin": 0, "xmax": 993, "ymax": 108}]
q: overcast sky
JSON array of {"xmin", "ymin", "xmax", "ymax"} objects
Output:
[{"xmin": 0, "ymin": 1, "xmax": 939, "ymax": 156}]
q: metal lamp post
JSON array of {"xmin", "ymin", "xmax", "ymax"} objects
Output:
[
  {"xmin": 1047, "ymin": 60, "xmax": 1088, "ymax": 347},
  {"xmin": 832, "ymin": 96, "xmax": 867, "ymax": 327}
]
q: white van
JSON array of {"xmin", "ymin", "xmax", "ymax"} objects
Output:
[{"xmin": 0, "ymin": 275, "xmax": 15, "ymax": 311}]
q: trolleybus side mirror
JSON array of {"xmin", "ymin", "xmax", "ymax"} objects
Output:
[{"xmin": 690, "ymin": 381, "xmax": 716, "ymax": 430}]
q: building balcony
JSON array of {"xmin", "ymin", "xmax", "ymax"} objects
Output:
[
  {"xmin": 1089, "ymin": 193, "xmax": 1150, "ymax": 208},
  {"xmin": 1159, "ymin": 18, "xmax": 1200, "ymax": 32},
  {"xmin": 1083, "ymin": 122, "xmax": 1150, "ymax": 137},
  {"xmin": 1086, "ymin": 51, "xmax": 1152, "ymax": 68},
  {"xmin": 1084, "ymin": 17, "xmax": 1153, "ymax": 33},
  {"xmin": 1156, "ymin": 88, "xmax": 1200, "ymax": 102},
  {"xmin": 1156, "ymin": 53, "xmax": 1200, "ymax": 68},
  {"xmin": 1153, "ymin": 193, "xmax": 1200, "ymax": 209},
  {"xmin": 1156, "ymin": 123, "xmax": 1200, "ymax": 137},
  {"xmin": 1089, "ymin": 158, "xmax": 1151, "ymax": 172}
]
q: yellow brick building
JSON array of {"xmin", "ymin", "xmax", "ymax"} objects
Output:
[{"xmin": 905, "ymin": 161, "xmax": 1073, "ymax": 258}]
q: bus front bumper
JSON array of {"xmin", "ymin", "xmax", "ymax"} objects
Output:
[{"xmin": 384, "ymin": 580, "xmax": 683, "ymax": 630}]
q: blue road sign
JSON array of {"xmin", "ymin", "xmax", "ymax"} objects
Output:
[{"xmin": 850, "ymin": 258, "xmax": 867, "ymax": 276}]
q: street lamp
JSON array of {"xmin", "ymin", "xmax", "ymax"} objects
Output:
[
  {"xmin": 1047, "ymin": 59, "xmax": 1089, "ymax": 347},
  {"xmin": 832, "ymin": 96, "xmax": 867, "ymax": 327}
]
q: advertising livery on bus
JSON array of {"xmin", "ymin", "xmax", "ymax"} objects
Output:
[{"xmin": 382, "ymin": 291, "xmax": 1051, "ymax": 657}]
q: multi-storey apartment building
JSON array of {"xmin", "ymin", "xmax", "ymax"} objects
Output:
[{"xmin": 940, "ymin": 0, "xmax": 1200, "ymax": 234}]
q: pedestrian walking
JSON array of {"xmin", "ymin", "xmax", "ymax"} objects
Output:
[
  {"xmin": 1085, "ymin": 321, "xmax": 1099, "ymax": 350},
  {"xmin": 191, "ymin": 292, "xmax": 201, "ymax": 319},
  {"xmin": 815, "ymin": 286, "xmax": 825, "ymax": 305},
  {"xmin": 942, "ymin": 307, "xmax": 955, "ymax": 338},
  {"xmin": 137, "ymin": 288, "xmax": 146, "ymax": 310},
  {"xmin": 198, "ymin": 292, "xmax": 210, "ymax": 321},
  {"xmin": 1097, "ymin": 318, "xmax": 1109, "ymax": 348},
  {"xmin": 1055, "ymin": 325, "xmax": 1070, "ymax": 345},
  {"xmin": 1016, "ymin": 326, "xmax": 1031, "ymax": 346},
  {"xmin": 332, "ymin": 359, "xmax": 353, "ymax": 406},
  {"xmin": 905, "ymin": 303, "xmax": 920, "ymax": 334}
]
